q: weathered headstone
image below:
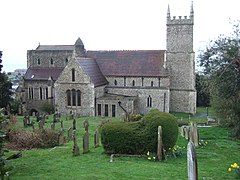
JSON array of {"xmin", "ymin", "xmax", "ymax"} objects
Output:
[
  {"xmin": 58, "ymin": 130, "xmax": 65, "ymax": 145},
  {"xmin": 32, "ymin": 121, "xmax": 35, "ymax": 131},
  {"xmin": 73, "ymin": 119, "xmax": 76, "ymax": 130},
  {"xmin": 26, "ymin": 116, "xmax": 31, "ymax": 125},
  {"xmin": 94, "ymin": 128, "xmax": 100, "ymax": 148},
  {"xmin": 187, "ymin": 141, "xmax": 198, "ymax": 180},
  {"xmin": 185, "ymin": 126, "xmax": 190, "ymax": 140},
  {"xmin": 72, "ymin": 130, "xmax": 80, "ymax": 156},
  {"xmin": 83, "ymin": 131, "xmax": 89, "ymax": 153},
  {"xmin": 23, "ymin": 116, "xmax": 28, "ymax": 128},
  {"xmin": 60, "ymin": 120, "xmax": 64, "ymax": 131},
  {"xmin": 83, "ymin": 120, "xmax": 89, "ymax": 132},
  {"xmin": 51, "ymin": 122, "xmax": 55, "ymax": 130},
  {"xmin": 190, "ymin": 123, "xmax": 199, "ymax": 147},
  {"xmin": 68, "ymin": 127, "xmax": 73, "ymax": 141},
  {"xmin": 38, "ymin": 120, "xmax": 44, "ymax": 130},
  {"xmin": 157, "ymin": 126, "xmax": 164, "ymax": 161}
]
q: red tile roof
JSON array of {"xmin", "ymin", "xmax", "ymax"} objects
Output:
[{"xmin": 87, "ymin": 50, "xmax": 168, "ymax": 77}]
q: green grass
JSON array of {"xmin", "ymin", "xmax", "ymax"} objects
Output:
[{"xmin": 4, "ymin": 114, "xmax": 240, "ymax": 179}]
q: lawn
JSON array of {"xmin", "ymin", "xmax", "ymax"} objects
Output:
[{"xmin": 4, "ymin": 114, "xmax": 240, "ymax": 179}]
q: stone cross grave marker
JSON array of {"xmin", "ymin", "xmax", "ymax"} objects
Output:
[
  {"xmin": 68, "ymin": 127, "xmax": 73, "ymax": 141},
  {"xmin": 72, "ymin": 130, "xmax": 80, "ymax": 156},
  {"xmin": 157, "ymin": 126, "xmax": 164, "ymax": 161},
  {"xmin": 94, "ymin": 128, "xmax": 100, "ymax": 148},
  {"xmin": 187, "ymin": 141, "xmax": 198, "ymax": 180}
]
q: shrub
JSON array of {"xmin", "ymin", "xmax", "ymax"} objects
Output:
[
  {"xmin": 6, "ymin": 129, "xmax": 59, "ymax": 150},
  {"xmin": 101, "ymin": 109, "xmax": 178, "ymax": 155},
  {"xmin": 40, "ymin": 102, "xmax": 54, "ymax": 114}
]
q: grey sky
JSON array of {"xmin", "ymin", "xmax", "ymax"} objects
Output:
[{"xmin": 0, "ymin": 0, "xmax": 239, "ymax": 72}]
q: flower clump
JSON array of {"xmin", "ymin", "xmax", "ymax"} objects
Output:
[
  {"xmin": 199, "ymin": 139, "xmax": 208, "ymax": 147},
  {"xmin": 228, "ymin": 163, "xmax": 240, "ymax": 177},
  {"xmin": 146, "ymin": 151, "xmax": 157, "ymax": 161},
  {"xmin": 169, "ymin": 145, "xmax": 185, "ymax": 158}
]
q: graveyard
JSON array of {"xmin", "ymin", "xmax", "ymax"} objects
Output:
[{"xmin": 1, "ymin": 109, "xmax": 240, "ymax": 179}]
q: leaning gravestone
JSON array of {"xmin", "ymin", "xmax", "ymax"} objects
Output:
[
  {"xmin": 72, "ymin": 130, "xmax": 80, "ymax": 156},
  {"xmin": 187, "ymin": 141, "xmax": 198, "ymax": 180},
  {"xmin": 94, "ymin": 128, "xmax": 100, "ymax": 148},
  {"xmin": 190, "ymin": 123, "xmax": 199, "ymax": 147}
]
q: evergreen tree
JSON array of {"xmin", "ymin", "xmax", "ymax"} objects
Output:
[{"xmin": 0, "ymin": 51, "xmax": 13, "ymax": 109}]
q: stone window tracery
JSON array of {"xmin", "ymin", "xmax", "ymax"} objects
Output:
[{"xmin": 66, "ymin": 89, "xmax": 82, "ymax": 107}]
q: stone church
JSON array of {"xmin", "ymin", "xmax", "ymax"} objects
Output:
[{"xmin": 18, "ymin": 4, "xmax": 196, "ymax": 118}]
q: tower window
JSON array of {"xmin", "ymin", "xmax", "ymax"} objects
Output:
[
  {"xmin": 114, "ymin": 80, "xmax": 117, "ymax": 86},
  {"xmin": 72, "ymin": 69, "xmax": 75, "ymax": 82},
  {"xmin": 65, "ymin": 58, "xmax": 68, "ymax": 63},
  {"xmin": 132, "ymin": 80, "xmax": 135, "ymax": 87},
  {"xmin": 46, "ymin": 87, "xmax": 48, "ymax": 99},
  {"xmin": 37, "ymin": 59, "xmax": 41, "ymax": 65},
  {"xmin": 142, "ymin": 77, "xmax": 144, "ymax": 86}
]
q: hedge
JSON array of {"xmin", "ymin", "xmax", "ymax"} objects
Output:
[{"xmin": 101, "ymin": 109, "xmax": 178, "ymax": 155}]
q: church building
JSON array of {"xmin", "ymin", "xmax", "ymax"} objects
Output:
[{"xmin": 19, "ymin": 4, "xmax": 196, "ymax": 118}]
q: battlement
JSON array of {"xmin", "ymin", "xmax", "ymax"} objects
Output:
[{"xmin": 167, "ymin": 15, "xmax": 194, "ymax": 25}]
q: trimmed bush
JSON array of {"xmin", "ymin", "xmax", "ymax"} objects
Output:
[{"xmin": 101, "ymin": 109, "xmax": 178, "ymax": 155}]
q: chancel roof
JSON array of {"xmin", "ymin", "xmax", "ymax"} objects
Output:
[
  {"xmin": 76, "ymin": 58, "xmax": 108, "ymax": 87},
  {"xmin": 87, "ymin": 50, "xmax": 168, "ymax": 77}
]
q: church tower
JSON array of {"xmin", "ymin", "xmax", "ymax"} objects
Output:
[{"xmin": 166, "ymin": 2, "xmax": 196, "ymax": 114}]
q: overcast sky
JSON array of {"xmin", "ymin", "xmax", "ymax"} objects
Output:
[{"xmin": 0, "ymin": 0, "xmax": 239, "ymax": 72}]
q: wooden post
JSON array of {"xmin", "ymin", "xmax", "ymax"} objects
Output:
[
  {"xmin": 157, "ymin": 126, "xmax": 163, "ymax": 161},
  {"xmin": 187, "ymin": 141, "xmax": 198, "ymax": 180}
]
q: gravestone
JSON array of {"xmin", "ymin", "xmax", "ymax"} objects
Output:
[
  {"xmin": 94, "ymin": 128, "xmax": 100, "ymax": 148},
  {"xmin": 73, "ymin": 119, "xmax": 76, "ymax": 130},
  {"xmin": 68, "ymin": 127, "xmax": 73, "ymax": 141},
  {"xmin": 38, "ymin": 120, "xmax": 44, "ymax": 130},
  {"xmin": 187, "ymin": 141, "xmax": 198, "ymax": 180},
  {"xmin": 83, "ymin": 131, "xmax": 89, "ymax": 153},
  {"xmin": 60, "ymin": 120, "xmax": 64, "ymax": 131},
  {"xmin": 190, "ymin": 123, "xmax": 199, "ymax": 147},
  {"xmin": 72, "ymin": 130, "xmax": 80, "ymax": 156},
  {"xmin": 32, "ymin": 121, "xmax": 35, "ymax": 131},
  {"xmin": 83, "ymin": 120, "xmax": 89, "ymax": 132},
  {"xmin": 58, "ymin": 130, "xmax": 65, "ymax": 145},
  {"xmin": 51, "ymin": 122, "xmax": 55, "ymax": 130},
  {"xmin": 26, "ymin": 116, "xmax": 31, "ymax": 125},
  {"xmin": 53, "ymin": 111, "xmax": 61, "ymax": 123},
  {"xmin": 157, "ymin": 126, "xmax": 164, "ymax": 161},
  {"xmin": 185, "ymin": 126, "xmax": 190, "ymax": 140},
  {"xmin": 23, "ymin": 116, "xmax": 28, "ymax": 128}
]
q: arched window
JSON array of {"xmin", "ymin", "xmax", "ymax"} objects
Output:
[
  {"xmin": 77, "ymin": 90, "xmax": 81, "ymax": 106},
  {"xmin": 72, "ymin": 89, "xmax": 76, "ymax": 106},
  {"xmin": 66, "ymin": 90, "xmax": 71, "ymax": 106},
  {"xmin": 39, "ymin": 87, "xmax": 43, "ymax": 100},
  {"xmin": 132, "ymin": 80, "xmax": 135, "ymax": 87},
  {"xmin": 37, "ymin": 58, "xmax": 41, "ymax": 65},
  {"xmin": 114, "ymin": 80, "xmax": 117, "ymax": 86},
  {"xmin": 72, "ymin": 69, "xmax": 75, "ymax": 82},
  {"xmin": 50, "ymin": 58, "xmax": 53, "ymax": 65},
  {"xmin": 46, "ymin": 87, "xmax": 48, "ymax": 99},
  {"xmin": 147, "ymin": 95, "xmax": 152, "ymax": 107},
  {"xmin": 151, "ymin": 81, "xmax": 154, "ymax": 87},
  {"xmin": 65, "ymin": 58, "xmax": 68, "ymax": 64}
]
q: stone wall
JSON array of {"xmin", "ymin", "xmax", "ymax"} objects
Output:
[{"xmin": 27, "ymin": 50, "xmax": 73, "ymax": 68}]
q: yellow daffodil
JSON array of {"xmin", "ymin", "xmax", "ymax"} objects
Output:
[
  {"xmin": 148, "ymin": 157, "xmax": 151, "ymax": 160},
  {"xmin": 231, "ymin": 163, "xmax": 238, "ymax": 168},
  {"xmin": 153, "ymin": 156, "xmax": 156, "ymax": 160},
  {"xmin": 147, "ymin": 151, "xmax": 150, "ymax": 156},
  {"xmin": 228, "ymin": 168, "xmax": 232, "ymax": 172}
]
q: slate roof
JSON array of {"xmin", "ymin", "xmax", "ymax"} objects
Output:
[
  {"xmin": 36, "ymin": 45, "xmax": 74, "ymax": 51},
  {"xmin": 24, "ymin": 67, "xmax": 64, "ymax": 81},
  {"xmin": 76, "ymin": 58, "xmax": 108, "ymax": 87},
  {"xmin": 87, "ymin": 50, "xmax": 168, "ymax": 77}
]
